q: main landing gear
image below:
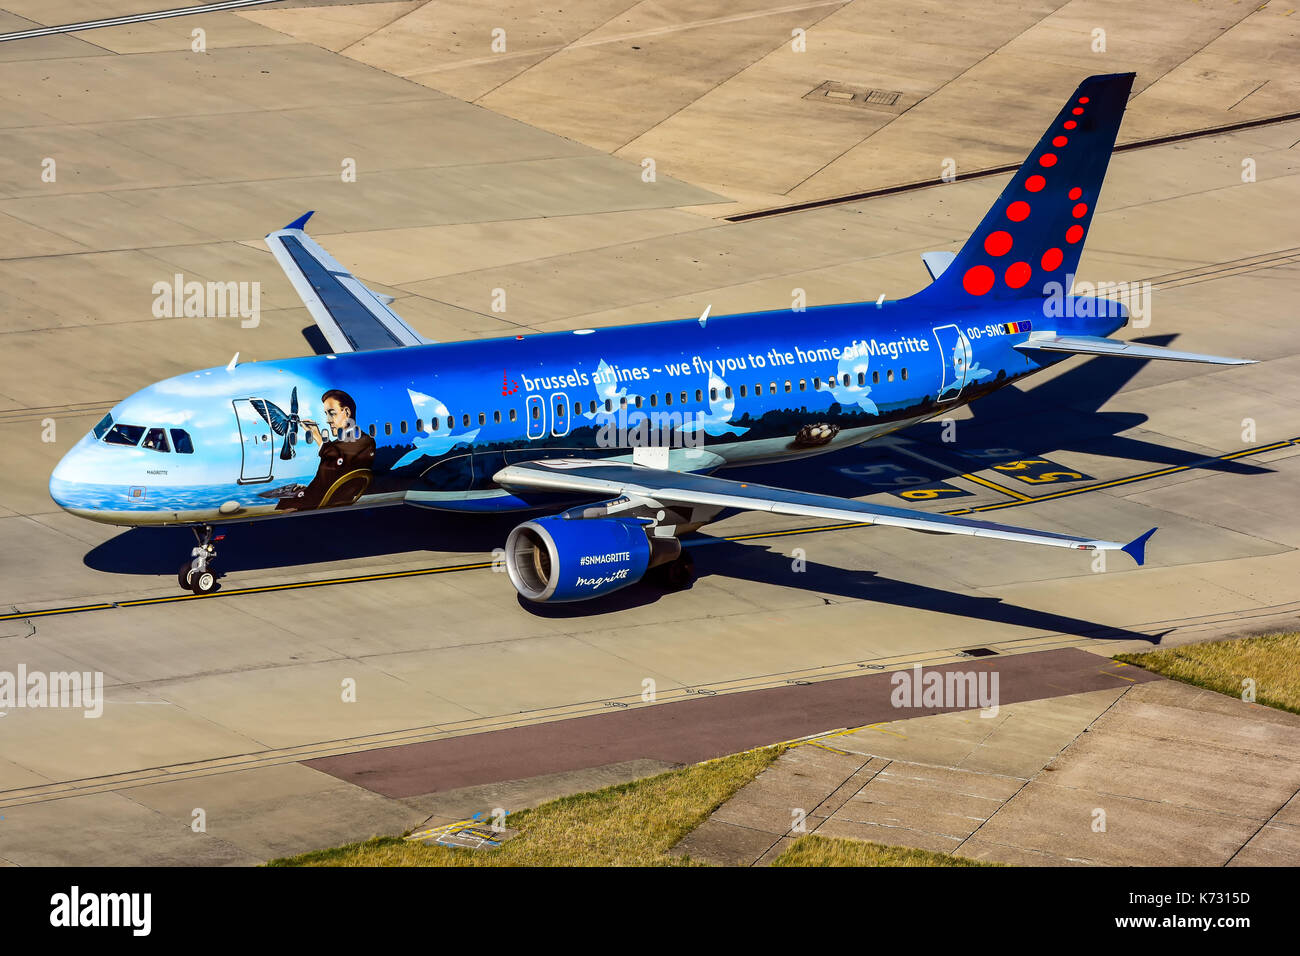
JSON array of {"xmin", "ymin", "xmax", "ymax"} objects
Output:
[
  {"xmin": 649, "ymin": 550, "xmax": 696, "ymax": 592},
  {"xmin": 179, "ymin": 524, "xmax": 220, "ymax": 594}
]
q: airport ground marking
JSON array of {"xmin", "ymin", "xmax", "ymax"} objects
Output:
[
  {"xmin": 0, "ymin": 0, "xmax": 282, "ymax": 42},
  {"xmin": 2, "ymin": 438, "xmax": 1294, "ymax": 623}
]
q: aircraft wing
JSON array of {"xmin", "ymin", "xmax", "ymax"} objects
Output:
[
  {"xmin": 493, "ymin": 458, "xmax": 1156, "ymax": 564},
  {"xmin": 265, "ymin": 211, "xmax": 431, "ymax": 353}
]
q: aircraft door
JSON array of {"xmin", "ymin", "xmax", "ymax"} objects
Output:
[
  {"xmin": 551, "ymin": 391, "xmax": 571, "ymax": 437},
  {"xmin": 525, "ymin": 395, "xmax": 545, "ymax": 439},
  {"xmin": 932, "ymin": 324, "xmax": 972, "ymax": 403},
  {"xmin": 233, "ymin": 399, "xmax": 274, "ymax": 483}
]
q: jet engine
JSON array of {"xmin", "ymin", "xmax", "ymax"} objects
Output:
[{"xmin": 504, "ymin": 515, "xmax": 682, "ymax": 602}]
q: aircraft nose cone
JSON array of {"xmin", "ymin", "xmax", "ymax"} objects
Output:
[{"xmin": 49, "ymin": 447, "xmax": 82, "ymax": 511}]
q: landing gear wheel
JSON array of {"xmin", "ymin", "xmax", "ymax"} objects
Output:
[
  {"xmin": 180, "ymin": 524, "xmax": 220, "ymax": 594},
  {"xmin": 659, "ymin": 552, "xmax": 696, "ymax": 591}
]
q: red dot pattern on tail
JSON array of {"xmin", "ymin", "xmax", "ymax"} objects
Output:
[
  {"xmin": 985, "ymin": 231, "xmax": 1013, "ymax": 256},
  {"xmin": 963, "ymin": 264, "xmax": 995, "ymax": 295}
]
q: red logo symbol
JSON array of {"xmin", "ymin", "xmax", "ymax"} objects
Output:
[{"xmin": 502, "ymin": 370, "xmax": 519, "ymax": 396}]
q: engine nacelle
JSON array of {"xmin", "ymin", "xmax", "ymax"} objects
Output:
[{"xmin": 504, "ymin": 515, "xmax": 680, "ymax": 602}]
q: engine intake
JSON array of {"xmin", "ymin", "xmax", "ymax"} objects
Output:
[{"xmin": 505, "ymin": 515, "xmax": 680, "ymax": 602}]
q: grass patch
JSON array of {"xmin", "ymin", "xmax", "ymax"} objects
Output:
[
  {"xmin": 268, "ymin": 745, "xmax": 781, "ymax": 867},
  {"xmin": 771, "ymin": 834, "xmax": 1001, "ymax": 867},
  {"xmin": 1115, "ymin": 631, "xmax": 1300, "ymax": 715}
]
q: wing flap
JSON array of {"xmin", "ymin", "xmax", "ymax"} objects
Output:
[
  {"xmin": 494, "ymin": 459, "xmax": 1152, "ymax": 562},
  {"xmin": 265, "ymin": 211, "xmax": 431, "ymax": 353}
]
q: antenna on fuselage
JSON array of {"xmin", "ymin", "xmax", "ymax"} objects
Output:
[
  {"xmin": 698, "ymin": 304, "xmax": 711, "ymax": 328},
  {"xmin": 226, "ymin": 352, "xmax": 239, "ymax": 371}
]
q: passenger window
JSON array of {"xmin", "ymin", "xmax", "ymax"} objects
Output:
[
  {"xmin": 169, "ymin": 429, "xmax": 194, "ymax": 454},
  {"xmin": 463, "ymin": 414, "xmax": 470, "ymax": 427},
  {"xmin": 771, "ymin": 382, "xmax": 778, "ymax": 394},
  {"xmin": 901, "ymin": 368, "xmax": 908, "ymax": 381},
  {"xmin": 142, "ymin": 428, "xmax": 170, "ymax": 453},
  {"xmin": 384, "ymin": 422, "xmax": 392, "ymax": 436},
  {"xmin": 664, "ymin": 392, "xmax": 672, "ymax": 406},
  {"xmin": 368, "ymin": 424, "xmax": 376, "ymax": 437},
  {"xmin": 813, "ymin": 377, "xmax": 821, "ymax": 390},
  {"xmin": 493, "ymin": 410, "xmax": 501, "ymax": 424},
  {"xmin": 754, "ymin": 384, "xmax": 762, "ymax": 395},
  {"xmin": 710, "ymin": 387, "xmax": 717, "ymax": 401},
  {"xmin": 431, "ymin": 418, "xmax": 439, "ymax": 431},
  {"xmin": 510, "ymin": 409, "xmax": 517, "ymax": 422},
  {"xmin": 784, "ymin": 381, "xmax": 791, "ymax": 393},
  {"xmin": 725, "ymin": 387, "xmax": 733, "ymax": 399},
  {"xmin": 872, "ymin": 371, "xmax": 880, "ymax": 384},
  {"xmin": 93, "ymin": 414, "xmax": 113, "ymax": 440},
  {"xmin": 446, "ymin": 416, "xmax": 454, "ymax": 429},
  {"xmin": 649, "ymin": 393, "xmax": 657, "ymax": 407},
  {"xmin": 857, "ymin": 372, "xmax": 865, "ymax": 386},
  {"xmin": 799, "ymin": 379, "xmax": 806, "ymax": 391},
  {"xmin": 887, "ymin": 369, "xmax": 895, "ymax": 382},
  {"xmin": 415, "ymin": 418, "xmax": 423, "ymax": 432},
  {"xmin": 573, "ymin": 403, "xmax": 580, "ymax": 417},
  {"xmin": 606, "ymin": 399, "xmax": 614, "ymax": 412},
  {"xmin": 531, "ymin": 405, "xmax": 539, "ymax": 420},
  {"xmin": 739, "ymin": 385, "xmax": 747, "ymax": 398},
  {"xmin": 479, "ymin": 412, "xmax": 486, "ymax": 426},
  {"xmin": 400, "ymin": 421, "xmax": 408, "ymax": 434},
  {"xmin": 104, "ymin": 423, "xmax": 145, "ymax": 447},
  {"xmin": 842, "ymin": 374, "xmax": 851, "ymax": 388},
  {"xmin": 589, "ymin": 401, "xmax": 597, "ymax": 414},
  {"xmin": 682, "ymin": 391, "xmax": 689, "ymax": 404},
  {"xmin": 620, "ymin": 397, "xmax": 628, "ymax": 409},
  {"xmin": 634, "ymin": 396, "xmax": 643, "ymax": 408},
  {"xmin": 695, "ymin": 389, "xmax": 703, "ymax": 402}
]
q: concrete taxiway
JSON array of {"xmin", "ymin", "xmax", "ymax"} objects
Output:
[{"xmin": 0, "ymin": 0, "xmax": 1298, "ymax": 864}]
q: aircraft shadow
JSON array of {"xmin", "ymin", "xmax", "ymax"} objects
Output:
[
  {"xmin": 725, "ymin": 335, "xmax": 1269, "ymax": 496},
  {"xmin": 83, "ymin": 505, "xmax": 522, "ymax": 576},
  {"xmin": 522, "ymin": 537, "xmax": 1164, "ymax": 644}
]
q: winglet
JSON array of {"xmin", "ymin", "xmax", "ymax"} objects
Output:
[
  {"xmin": 282, "ymin": 210, "xmax": 315, "ymax": 232},
  {"xmin": 1120, "ymin": 527, "xmax": 1157, "ymax": 566}
]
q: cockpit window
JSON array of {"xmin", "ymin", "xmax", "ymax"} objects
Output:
[
  {"xmin": 142, "ymin": 428, "xmax": 170, "ymax": 453},
  {"xmin": 104, "ymin": 423, "xmax": 145, "ymax": 447},
  {"xmin": 93, "ymin": 414, "xmax": 113, "ymax": 440},
  {"xmin": 170, "ymin": 429, "xmax": 194, "ymax": 454}
]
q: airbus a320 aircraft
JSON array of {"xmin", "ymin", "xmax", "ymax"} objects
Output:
[{"xmin": 50, "ymin": 73, "xmax": 1252, "ymax": 601}]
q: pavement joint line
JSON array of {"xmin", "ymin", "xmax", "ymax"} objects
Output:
[
  {"xmin": 5, "ymin": 436, "xmax": 1292, "ymax": 623},
  {"xmin": 728, "ymin": 113, "xmax": 1300, "ymax": 221}
]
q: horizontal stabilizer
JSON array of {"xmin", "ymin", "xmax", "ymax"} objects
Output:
[
  {"xmin": 1015, "ymin": 333, "xmax": 1255, "ymax": 365},
  {"xmin": 921, "ymin": 251, "xmax": 956, "ymax": 281}
]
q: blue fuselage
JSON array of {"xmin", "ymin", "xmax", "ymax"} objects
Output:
[{"xmin": 49, "ymin": 293, "xmax": 1124, "ymax": 526}]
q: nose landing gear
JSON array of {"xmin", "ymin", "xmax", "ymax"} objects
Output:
[{"xmin": 179, "ymin": 525, "xmax": 221, "ymax": 594}]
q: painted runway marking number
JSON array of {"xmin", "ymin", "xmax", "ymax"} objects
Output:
[
  {"xmin": 837, "ymin": 459, "xmax": 972, "ymax": 501},
  {"xmin": 991, "ymin": 458, "xmax": 1093, "ymax": 484}
]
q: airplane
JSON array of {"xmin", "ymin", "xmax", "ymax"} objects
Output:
[{"xmin": 49, "ymin": 72, "xmax": 1254, "ymax": 601}]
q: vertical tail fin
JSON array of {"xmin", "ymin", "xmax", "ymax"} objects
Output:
[{"xmin": 914, "ymin": 72, "xmax": 1135, "ymax": 304}]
